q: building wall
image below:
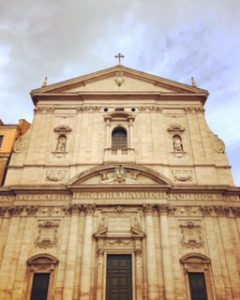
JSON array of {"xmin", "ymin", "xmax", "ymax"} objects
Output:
[
  {"xmin": 0, "ymin": 119, "xmax": 30, "ymax": 185},
  {"xmin": 5, "ymin": 99, "xmax": 233, "ymax": 187},
  {"xmin": 0, "ymin": 66, "xmax": 239, "ymax": 300},
  {"xmin": 0, "ymin": 199, "xmax": 240, "ymax": 299}
]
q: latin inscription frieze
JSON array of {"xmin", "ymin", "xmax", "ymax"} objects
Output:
[
  {"xmin": 1, "ymin": 192, "xmax": 238, "ymax": 202},
  {"xmin": 16, "ymin": 194, "xmax": 71, "ymax": 201},
  {"xmin": 74, "ymin": 191, "xmax": 166, "ymax": 200}
]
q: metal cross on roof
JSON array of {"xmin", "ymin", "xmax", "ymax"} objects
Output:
[{"xmin": 115, "ymin": 53, "xmax": 124, "ymax": 64}]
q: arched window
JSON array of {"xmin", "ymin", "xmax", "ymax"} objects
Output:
[
  {"xmin": 26, "ymin": 254, "xmax": 58, "ymax": 300},
  {"xmin": 112, "ymin": 127, "xmax": 127, "ymax": 150},
  {"xmin": 180, "ymin": 254, "xmax": 213, "ymax": 300}
]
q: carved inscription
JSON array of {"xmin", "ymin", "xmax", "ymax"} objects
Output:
[
  {"xmin": 74, "ymin": 191, "xmax": 165, "ymax": 199},
  {"xmin": 108, "ymin": 218, "xmax": 131, "ymax": 232}
]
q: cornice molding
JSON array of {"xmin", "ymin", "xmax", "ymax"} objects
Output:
[{"xmin": 0, "ymin": 204, "xmax": 239, "ymax": 218}]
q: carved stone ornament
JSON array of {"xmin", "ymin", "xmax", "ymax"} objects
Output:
[
  {"xmin": 25, "ymin": 206, "xmax": 39, "ymax": 215},
  {"xmin": 35, "ymin": 221, "xmax": 59, "ymax": 249},
  {"xmin": 157, "ymin": 204, "xmax": 176, "ymax": 215},
  {"xmin": 167, "ymin": 124, "xmax": 185, "ymax": 133},
  {"xmin": 0, "ymin": 207, "xmax": 8, "ymax": 216},
  {"xmin": 231, "ymin": 207, "xmax": 240, "ymax": 217},
  {"xmin": 27, "ymin": 255, "xmax": 58, "ymax": 273},
  {"xmin": 13, "ymin": 138, "xmax": 25, "ymax": 153},
  {"xmin": 114, "ymin": 72, "xmax": 124, "ymax": 86},
  {"xmin": 184, "ymin": 107, "xmax": 204, "ymax": 114},
  {"xmin": 138, "ymin": 106, "xmax": 162, "ymax": 112},
  {"xmin": 0, "ymin": 204, "xmax": 239, "ymax": 219},
  {"xmin": 94, "ymin": 219, "xmax": 145, "ymax": 255},
  {"xmin": 172, "ymin": 169, "xmax": 193, "ymax": 182},
  {"xmin": 200, "ymin": 206, "xmax": 213, "ymax": 216},
  {"xmin": 76, "ymin": 106, "xmax": 101, "ymax": 113},
  {"xmin": 36, "ymin": 106, "xmax": 55, "ymax": 114},
  {"xmin": 213, "ymin": 135, "xmax": 225, "ymax": 153},
  {"xmin": 142, "ymin": 204, "xmax": 157, "ymax": 215},
  {"xmin": 46, "ymin": 170, "xmax": 66, "ymax": 182},
  {"xmin": 180, "ymin": 221, "xmax": 203, "ymax": 248},
  {"xmin": 8, "ymin": 206, "xmax": 25, "ymax": 216},
  {"xmin": 54, "ymin": 125, "xmax": 72, "ymax": 134},
  {"xmin": 63, "ymin": 204, "xmax": 95, "ymax": 215},
  {"xmin": 214, "ymin": 206, "xmax": 230, "ymax": 216},
  {"xmin": 63, "ymin": 204, "xmax": 85, "ymax": 215},
  {"xmin": 100, "ymin": 166, "xmax": 140, "ymax": 184}
]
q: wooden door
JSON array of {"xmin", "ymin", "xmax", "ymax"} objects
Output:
[{"xmin": 106, "ymin": 254, "xmax": 132, "ymax": 300}]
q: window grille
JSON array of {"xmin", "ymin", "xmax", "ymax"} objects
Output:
[
  {"xmin": 30, "ymin": 273, "xmax": 50, "ymax": 300},
  {"xmin": 112, "ymin": 127, "xmax": 127, "ymax": 149},
  {"xmin": 188, "ymin": 272, "xmax": 208, "ymax": 300}
]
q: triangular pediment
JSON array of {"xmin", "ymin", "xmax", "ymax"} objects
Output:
[
  {"xmin": 68, "ymin": 164, "xmax": 171, "ymax": 187},
  {"xmin": 31, "ymin": 65, "xmax": 208, "ymax": 104}
]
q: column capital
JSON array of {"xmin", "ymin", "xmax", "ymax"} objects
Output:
[
  {"xmin": 157, "ymin": 204, "xmax": 176, "ymax": 216},
  {"xmin": 63, "ymin": 204, "xmax": 84, "ymax": 215},
  {"xmin": 84, "ymin": 204, "xmax": 96, "ymax": 216},
  {"xmin": 142, "ymin": 204, "xmax": 157, "ymax": 215}
]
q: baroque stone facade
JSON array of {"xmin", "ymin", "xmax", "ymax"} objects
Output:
[{"xmin": 0, "ymin": 64, "xmax": 239, "ymax": 300}]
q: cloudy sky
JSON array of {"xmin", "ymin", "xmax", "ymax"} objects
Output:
[{"xmin": 0, "ymin": 0, "xmax": 239, "ymax": 185}]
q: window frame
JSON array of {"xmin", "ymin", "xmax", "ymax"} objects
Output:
[
  {"xmin": 0, "ymin": 135, "xmax": 4, "ymax": 148},
  {"xmin": 180, "ymin": 253, "xmax": 214, "ymax": 300},
  {"xmin": 30, "ymin": 272, "xmax": 51, "ymax": 300},
  {"xmin": 188, "ymin": 272, "xmax": 208, "ymax": 300},
  {"xmin": 111, "ymin": 126, "xmax": 128, "ymax": 150},
  {"xmin": 26, "ymin": 254, "xmax": 58, "ymax": 300}
]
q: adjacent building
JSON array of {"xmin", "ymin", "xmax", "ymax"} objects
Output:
[
  {"xmin": 0, "ymin": 119, "xmax": 30, "ymax": 185},
  {"xmin": 0, "ymin": 64, "xmax": 239, "ymax": 300}
]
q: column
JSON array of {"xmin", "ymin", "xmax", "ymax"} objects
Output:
[
  {"xmin": 80, "ymin": 204, "xmax": 95, "ymax": 300},
  {"xmin": 105, "ymin": 119, "xmax": 111, "ymax": 148},
  {"xmin": 12, "ymin": 216, "xmax": 35, "ymax": 300},
  {"xmin": 217, "ymin": 210, "xmax": 240, "ymax": 299},
  {"xmin": 159, "ymin": 205, "xmax": 175, "ymax": 299},
  {"xmin": 135, "ymin": 239, "xmax": 144, "ymax": 300},
  {"xmin": 203, "ymin": 212, "xmax": 230, "ymax": 299},
  {"xmin": 55, "ymin": 217, "xmax": 69, "ymax": 300},
  {"xmin": 128, "ymin": 119, "xmax": 133, "ymax": 148},
  {"xmin": 0, "ymin": 215, "xmax": 21, "ymax": 300},
  {"xmin": 168, "ymin": 217, "xmax": 186, "ymax": 300},
  {"xmin": 143, "ymin": 204, "xmax": 159, "ymax": 300},
  {"xmin": 95, "ymin": 243, "xmax": 104, "ymax": 300},
  {"xmin": 63, "ymin": 207, "xmax": 80, "ymax": 299}
]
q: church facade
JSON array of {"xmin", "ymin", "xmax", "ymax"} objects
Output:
[{"xmin": 0, "ymin": 64, "xmax": 239, "ymax": 300}]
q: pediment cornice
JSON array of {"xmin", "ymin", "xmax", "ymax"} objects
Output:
[
  {"xmin": 67, "ymin": 164, "xmax": 172, "ymax": 188},
  {"xmin": 30, "ymin": 65, "xmax": 209, "ymax": 105}
]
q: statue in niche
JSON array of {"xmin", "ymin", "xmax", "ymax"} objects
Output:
[
  {"xmin": 173, "ymin": 135, "xmax": 183, "ymax": 152},
  {"xmin": 56, "ymin": 134, "xmax": 67, "ymax": 152}
]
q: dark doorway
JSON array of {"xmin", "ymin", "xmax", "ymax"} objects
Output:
[{"xmin": 106, "ymin": 254, "xmax": 132, "ymax": 300}]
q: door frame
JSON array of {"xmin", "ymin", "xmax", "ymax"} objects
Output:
[{"xmin": 103, "ymin": 251, "xmax": 135, "ymax": 300}]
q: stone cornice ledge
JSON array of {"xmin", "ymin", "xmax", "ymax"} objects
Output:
[{"xmin": 0, "ymin": 184, "xmax": 239, "ymax": 196}]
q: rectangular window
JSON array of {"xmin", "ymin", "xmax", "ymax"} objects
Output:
[
  {"xmin": 188, "ymin": 272, "xmax": 208, "ymax": 300},
  {"xmin": 106, "ymin": 254, "xmax": 132, "ymax": 300},
  {"xmin": 30, "ymin": 273, "xmax": 50, "ymax": 300},
  {"xmin": 0, "ymin": 135, "xmax": 3, "ymax": 148}
]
